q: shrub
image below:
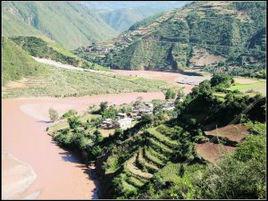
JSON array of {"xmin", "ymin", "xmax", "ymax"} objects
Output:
[
  {"xmin": 165, "ymin": 88, "xmax": 176, "ymax": 100},
  {"xmin": 62, "ymin": 109, "xmax": 78, "ymax": 119},
  {"xmin": 210, "ymin": 73, "xmax": 234, "ymax": 88},
  {"xmin": 49, "ymin": 108, "xmax": 58, "ymax": 122}
]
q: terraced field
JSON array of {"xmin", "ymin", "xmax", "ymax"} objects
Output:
[{"xmin": 109, "ymin": 124, "xmax": 182, "ymax": 194}]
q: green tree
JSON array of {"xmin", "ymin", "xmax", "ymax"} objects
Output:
[
  {"xmin": 165, "ymin": 88, "xmax": 176, "ymax": 100},
  {"xmin": 68, "ymin": 115, "xmax": 81, "ymax": 129},
  {"xmin": 49, "ymin": 108, "xmax": 58, "ymax": 122},
  {"xmin": 99, "ymin": 101, "xmax": 108, "ymax": 113}
]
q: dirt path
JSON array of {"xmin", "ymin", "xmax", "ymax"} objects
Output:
[
  {"xmin": 2, "ymin": 92, "xmax": 164, "ymax": 199},
  {"xmin": 33, "ymin": 57, "xmax": 85, "ymax": 72}
]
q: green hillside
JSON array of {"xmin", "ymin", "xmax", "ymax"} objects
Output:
[
  {"xmin": 98, "ymin": 7, "xmax": 165, "ymax": 32},
  {"xmin": 49, "ymin": 74, "xmax": 266, "ymax": 199},
  {"xmin": 2, "ymin": 37, "xmax": 47, "ymax": 85},
  {"xmin": 76, "ymin": 1, "xmax": 266, "ymax": 77},
  {"xmin": 10, "ymin": 36, "xmax": 104, "ymax": 70},
  {"xmin": 2, "ymin": 1, "xmax": 118, "ymax": 49},
  {"xmin": 2, "ymin": 36, "xmax": 170, "ymax": 98}
]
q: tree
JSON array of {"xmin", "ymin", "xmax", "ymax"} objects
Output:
[
  {"xmin": 195, "ymin": 135, "xmax": 265, "ymax": 199},
  {"xmin": 165, "ymin": 88, "xmax": 176, "ymax": 100},
  {"xmin": 210, "ymin": 73, "xmax": 234, "ymax": 88},
  {"xmin": 68, "ymin": 115, "xmax": 81, "ymax": 129},
  {"xmin": 101, "ymin": 105, "xmax": 118, "ymax": 119},
  {"xmin": 99, "ymin": 101, "xmax": 108, "ymax": 113},
  {"xmin": 49, "ymin": 108, "xmax": 58, "ymax": 122}
]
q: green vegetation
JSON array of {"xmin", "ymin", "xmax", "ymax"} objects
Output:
[
  {"xmin": 2, "ymin": 37, "xmax": 48, "ymax": 85},
  {"xmin": 11, "ymin": 36, "xmax": 103, "ymax": 70},
  {"xmin": 165, "ymin": 88, "xmax": 176, "ymax": 100},
  {"xmin": 47, "ymin": 74, "xmax": 265, "ymax": 199},
  {"xmin": 195, "ymin": 135, "xmax": 265, "ymax": 199},
  {"xmin": 3, "ymin": 62, "xmax": 170, "ymax": 99},
  {"xmin": 77, "ymin": 1, "xmax": 266, "ymax": 78},
  {"xmin": 2, "ymin": 1, "xmax": 117, "ymax": 49},
  {"xmin": 49, "ymin": 108, "xmax": 59, "ymax": 122},
  {"xmin": 229, "ymin": 80, "xmax": 266, "ymax": 96}
]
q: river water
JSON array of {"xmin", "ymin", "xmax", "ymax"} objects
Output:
[{"xmin": 2, "ymin": 92, "xmax": 164, "ymax": 199}]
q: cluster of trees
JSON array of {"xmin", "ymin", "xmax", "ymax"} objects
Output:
[{"xmin": 52, "ymin": 110, "xmax": 104, "ymax": 162}]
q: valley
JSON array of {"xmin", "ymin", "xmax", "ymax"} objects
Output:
[{"xmin": 2, "ymin": 1, "xmax": 266, "ymax": 200}]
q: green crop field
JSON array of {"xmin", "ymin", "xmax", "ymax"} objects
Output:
[
  {"xmin": 229, "ymin": 80, "xmax": 266, "ymax": 96},
  {"xmin": 3, "ymin": 66, "xmax": 170, "ymax": 98}
]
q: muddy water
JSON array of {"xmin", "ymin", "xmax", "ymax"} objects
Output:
[{"xmin": 2, "ymin": 92, "xmax": 164, "ymax": 199}]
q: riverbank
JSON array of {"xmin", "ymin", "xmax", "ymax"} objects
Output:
[{"xmin": 2, "ymin": 92, "xmax": 165, "ymax": 199}]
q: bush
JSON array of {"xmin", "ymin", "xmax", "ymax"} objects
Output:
[
  {"xmin": 210, "ymin": 73, "xmax": 234, "ymax": 88},
  {"xmin": 62, "ymin": 109, "xmax": 78, "ymax": 119},
  {"xmin": 49, "ymin": 108, "xmax": 58, "ymax": 122},
  {"xmin": 165, "ymin": 88, "xmax": 176, "ymax": 100},
  {"xmin": 195, "ymin": 135, "xmax": 265, "ymax": 199},
  {"xmin": 67, "ymin": 115, "xmax": 81, "ymax": 129}
]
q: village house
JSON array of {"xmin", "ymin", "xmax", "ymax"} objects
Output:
[{"xmin": 117, "ymin": 117, "xmax": 132, "ymax": 130}]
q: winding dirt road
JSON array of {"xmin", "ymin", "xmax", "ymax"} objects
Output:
[{"xmin": 2, "ymin": 92, "xmax": 165, "ymax": 199}]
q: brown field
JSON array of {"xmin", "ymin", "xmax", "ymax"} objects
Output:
[
  {"xmin": 205, "ymin": 124, "xmax": 249, "ymax": 143},
  {"xmin": 195, "ymin": 142, "xmax": 236, "ymax": 164},
  {"xmin": 112, "ymin": 69, "xmax": 210, "ymax": 94}
]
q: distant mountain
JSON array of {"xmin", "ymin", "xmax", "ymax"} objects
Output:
[
  {"xmin": 83, "ymin": 1, "xmax": 190, "ymax": 32},
  {"xmin": 81, "ymin": 1, "xmax": 190, "ymax": 10},
  {"xmin": 2, "ymin": 1, "xmax": 118, "ymax": 49},
  {"xmin": 97, "ymin": 7, "xmax": 165, "ymax": 32},
  {"xmin": 75, "ymin": 1, "xmax": 266, "ymax": 77}
]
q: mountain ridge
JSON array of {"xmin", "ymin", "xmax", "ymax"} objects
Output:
[{"xmin": 75, "ymin": 1, "xmax": 266, "ymax": 77}]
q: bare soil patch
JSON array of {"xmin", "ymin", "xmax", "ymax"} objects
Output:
[
  {"xmin": 196, "ymin": 142, "xmax": 236, "ymax": 164},
  {"xmin": 205, "ymin": 124, "xmax": 249, "ymax": 143},
  {"xmin": 112, "ymin": 69, "xmax": 209, "ymax": 94}
]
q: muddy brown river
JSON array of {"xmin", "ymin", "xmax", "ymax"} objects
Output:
[{"xmin": 2, "ymin": 92, "xmax": 164, "ymax": 199}]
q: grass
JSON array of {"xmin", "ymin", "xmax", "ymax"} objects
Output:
[
  {"xmin": 126, "ymin": 176, "xmax": 147, "ymax": 188},
  {"xmin": 229, "ymin": 80, "xmax": 266, "ymax": 96},
  {"xmin": 144, "ymin": 147, "xmax": 165, "ymax": 167},
  {"xmin": 147, "ymin": 137, "xmax": 174, "ymax": 154},
  {"xmin": 2, "ymin": 37, "xmax": 48, "ymax": 85},
  {"xmin": 3, "ymin": 64, "xmax": 171, "ymax": 98},
  {"xmin": 2, "ymin": 1, "xmax": 117, "ymax": 49},
  {"xmin": 147, "ymin": 127, "xmax": 179, "ymax": 148},
  {"xmin": 124, "ymin": 153, "xmax": 153, "ymax": 179},
  {"xmin": 136, "ymin": 148, "xmax": 159, "ymax": 173},
  {"xmin": 104, "ymin": 155, "xmax": 121, "ymax": 174},
  {"xmin": 47, "ymin": 113, "xmax": 99, "ymax": 135}
]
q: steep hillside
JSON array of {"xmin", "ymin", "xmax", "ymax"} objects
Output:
[
  {"xmin": 2, "ymin": 37, "xmax": 47, "ymax": 85},
  {"xmin": 2, "ymin": 1, "xmax": 118, "ymax": 49},
  {"xmin": 10, "ymin": 36, "xmax": 104, "ymax": 70},
  {"xmin": 76, "ymin": 1, "xmax": 266, "ymax": 77},
  {"xmin": 93, "ymin": 1, "xmax": 190, "ymax": 32},
  {"xmin": 49, "ymin": 73, "xmax": 266, "ymax": 199},
  {"xmin": 97, "ymin": 7, "xmax": 165, "ymax": 32}
]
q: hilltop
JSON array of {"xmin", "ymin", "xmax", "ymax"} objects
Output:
[
  {"xmin": 75, "ymin": 1, "xmax": 266, "ymax": 77},
  {"xmin": 2, "ymin": 1, "xmax": 117, "ymax": 49}
]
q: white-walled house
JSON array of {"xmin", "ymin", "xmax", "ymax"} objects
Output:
[{"xmin": 117, "ymin": 117, "xmax": 132, "ymax": 130}]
